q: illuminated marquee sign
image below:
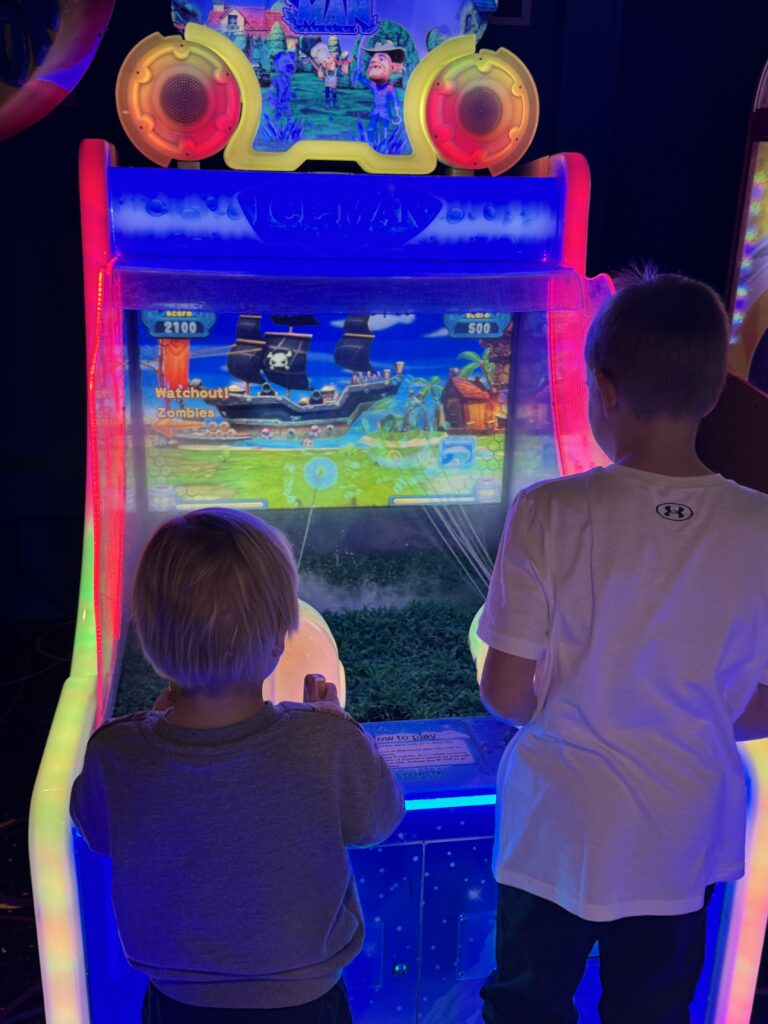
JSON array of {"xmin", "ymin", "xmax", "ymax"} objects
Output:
[{"xmin": 282, "ymin": 0, "xmax": 379, "ymax": 35}]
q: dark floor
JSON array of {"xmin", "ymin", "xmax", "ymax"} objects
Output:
[
  {"xmin": 4, "ymin": 620, "xmax": 768, "ymax": 1023},
  {"xmin": 2, "ymin": 621, "xmax": 74, "ymax": 1024}
]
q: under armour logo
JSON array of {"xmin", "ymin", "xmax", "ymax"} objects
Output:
[{"xmin": 656, "ymin": 503, "xmax": 694, "ymax": 521}]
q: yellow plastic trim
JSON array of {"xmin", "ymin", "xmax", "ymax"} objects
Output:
[
  {"xmin": 29, "ymin": 516, "xmax": 99, "ymax": 1024},
  {"xmin": 185, "ymin": 23, "xmax": 262, "ymax": 167},
  {"xmin": 187, "ymin": 23, "xmax": 476, "ymax": 174}
]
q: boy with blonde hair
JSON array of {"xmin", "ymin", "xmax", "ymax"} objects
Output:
[
  {"xmin": 478, "ymin": 272, "xmax": 768, "ymax": 1023},
  {"xmin": 71, "ymin": 508, "xmax": 403, "ymax": 1023}
]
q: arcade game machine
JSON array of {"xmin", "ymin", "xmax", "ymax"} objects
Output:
[
  {"xmin": 730, "ymin": 57, "xmax": 768, "ymax": 397},
  {"xmin": 27, "ymin": 4, "xmax": 767, "ymax": 1022},
  {"xmin": 694, "ymin": 50, "xmax": 768, "ymax": 1023}
]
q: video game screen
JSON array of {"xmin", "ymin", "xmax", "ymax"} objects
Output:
[{"xmin": 128, "ymin": 308, "xmax": 555, "ymax": 513}]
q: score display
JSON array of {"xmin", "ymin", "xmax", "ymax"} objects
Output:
[
  {"xmin": 444, "ymin": 313, "xmax": 512, "ymax": 338},
  {"xmin": 141, "ymin": 310, "xmax": 216, "ymax": 338}
]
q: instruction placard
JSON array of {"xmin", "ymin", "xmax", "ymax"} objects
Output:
[{"xmin": 375, "ymin": 732, "xmax": 476, "ymax": 770}]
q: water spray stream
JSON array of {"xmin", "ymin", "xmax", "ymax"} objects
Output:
[
  {"xmin": 421, "ymin": 506, "xmax": 489, "ymax": 600},
  {"xmin": 297, "ymin": 489, "xmax": 318, "ymax": 571}
]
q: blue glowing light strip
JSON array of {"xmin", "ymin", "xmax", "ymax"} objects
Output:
[{"xmin": 404, "ymin": 794, "xmax": 497, "ymax": 811}]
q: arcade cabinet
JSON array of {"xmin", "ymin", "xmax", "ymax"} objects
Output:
[
  {"xmin": 28, "ymin": 4, "xmax": 768, "ymax": 1022},
  {"xmin": 729, "ymin": 56, "xmax": 768, "ymax": 396},
  {"xmin": 693, "ymin": 50, "xmax": 768, "ymax": 1023}
]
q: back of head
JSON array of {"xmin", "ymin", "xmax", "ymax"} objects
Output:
[
  {"xmin": 584, "ymin": 268, "xmax": 729, "ymax": 419},
  {"xmin": 132, "ymin": 508, "xmax": 299, "ymax": 693}
]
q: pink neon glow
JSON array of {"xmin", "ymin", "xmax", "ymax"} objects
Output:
[
  {"xmin": 546, "ymin": 153, "xmax": 611, "ymax": 476},
  {"xmin": 79, "ymin": 140, "xmax": 125, "ymax": 723},
  {"xmin": 555, "ymin": 152, "xmax": 590, "ymax": 276}
]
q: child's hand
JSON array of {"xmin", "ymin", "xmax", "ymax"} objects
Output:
[
  {"xmin": 153, "ymin": 684, "xmax": 177, "ymax": 711},
  {"xmin": 303, "ymin": 674, "xmax": 341, "ymax": 708}
]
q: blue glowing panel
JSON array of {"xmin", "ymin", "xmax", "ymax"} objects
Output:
[
  {"xmin": 109, "ymin": 169, "xmax": 563, "ymax": 265},
  {"xmin": 74, "ymin": 830, "xmax": 147, "ymax": 1022},
  {"xmin": 418, "ymin": 838, "xmax": 495, "ymax": 1023},
  {"xmin": 346, "ymin": 844, "xmax": 423, "ymax": 1021},
  {"xmin": 365, "ymin": 717, "xmax": 516, "ymax": 799}
]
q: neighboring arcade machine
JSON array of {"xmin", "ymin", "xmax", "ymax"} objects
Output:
[
  {"xmin": 693, "ymin": 51, "xmax": 768, "ymax": 1024},
  {"xmin": 28, "ymin": 4, "xmax": 765, "ymax": 1023},
  {"xmin": 729, "ymin": 57, "xmax": 768, "ymax": 395},
  {"xmin": 0, "ymin": 0, "xmax": 114, "ymax": 142}
]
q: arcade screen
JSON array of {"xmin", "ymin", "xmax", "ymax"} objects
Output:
[
  {"xmin": 130, "ymin": 308, "xmax": 557, "ymax": 512},
  {"xmin": 117, "ymin": 305, "xmax": 558, "ymax": 723}
]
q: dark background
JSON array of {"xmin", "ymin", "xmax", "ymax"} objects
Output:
[{"xmin": 2, "ymin": 0, "xmax": 768, "ymax": 1020}]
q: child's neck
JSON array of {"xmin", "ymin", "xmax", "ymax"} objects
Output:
[
  {"xmin": 166, "ymin": 685, "xmax": 266, "ymax": 729},
  {"xmin": 612, "ymin": 415, "xmax": 712, "ymax": 477}
]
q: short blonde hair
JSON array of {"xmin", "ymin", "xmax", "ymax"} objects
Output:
[
  {"xmin": 585, "ymin": 268, "xmax": 728, "ymax": 419},
  {"xmin": 132, "ymin": 508, "xmax": 299, "ymax": 692}
]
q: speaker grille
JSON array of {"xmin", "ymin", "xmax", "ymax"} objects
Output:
[
  {"xmin": 160, "ymin": 73, "xmax": 209, "ymax": 125},
  {"xmin": 458, "ymin": 86, "xmax": 503, "ymax": 136}
]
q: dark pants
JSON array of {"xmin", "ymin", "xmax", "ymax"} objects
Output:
[
  {"xmin": 481, "ymin": 884, "xmax": 714, "ymax": 1024},
  {"xmin": 142, "ymin": 979, "xmax": 353, "ymax": 1024}
]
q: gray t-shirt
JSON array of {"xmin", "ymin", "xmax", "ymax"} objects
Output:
[{"xmin": 70, "ymin": 701, "xmax": 404, "ymax": 1008}]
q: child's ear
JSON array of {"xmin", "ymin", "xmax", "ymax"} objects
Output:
[{"xmin": 595, "ymin": 369, "xmax": 618, "ymax": 415}]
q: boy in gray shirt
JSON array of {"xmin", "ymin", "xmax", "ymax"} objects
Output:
[{"xmin": 70, "ymin": 509, "xmax": 404, "ymax": 1022}]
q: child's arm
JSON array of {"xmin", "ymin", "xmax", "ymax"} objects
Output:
[
  {"xmin": 334, "ymin": 722, "xmax": 404, "ymax": 847},
  {"xmin": 476, "ymin": 490, "xmax": 549, "ymax": 721},
  {"xmin": 302, "ymin": 674, "xmax": 404, "ymax": 842},
  {"xmin": 734, "ymin": 684, "xmax": 768, "ymax": 741},
  {"xmin": 347, "ymin": 746, "xmax": 404, "ymax": 847},
  {"xmin": 303, "ymin": 674, "xmax": 348, "ymax": 720},
  {"xmin": 480, "ymin": 647, "xmax": 537, "ymax": 727}
]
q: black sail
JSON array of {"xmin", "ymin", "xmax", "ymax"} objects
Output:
[
  {"xmin": 261, "ymin": 331, "xmax": 312, "ymax": 391},
  {"xmin": 227, "ymin": 315, "xmax": 266, "ymax": 384},
  {"xmin": 335, "ymin": 315, "xmax": 375, "ymax": 373}
]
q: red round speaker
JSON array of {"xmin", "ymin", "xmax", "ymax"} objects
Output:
[
  {"xmin": 116, "ymin": 32, "xmax": 241, "ymax": 166},
  {"xmin": 425, "ymin": 48, "xmax": 539, "ymax": 175}
]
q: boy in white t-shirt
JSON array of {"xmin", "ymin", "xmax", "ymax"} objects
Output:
[{"xmin": 477, "ymin": 271, "xmax": 768, "ymax": 1024}]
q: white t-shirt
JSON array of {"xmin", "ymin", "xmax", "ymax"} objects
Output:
[{"xmin": 478, "ymin": 465, "xmax": 768, "ymax": 921}]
